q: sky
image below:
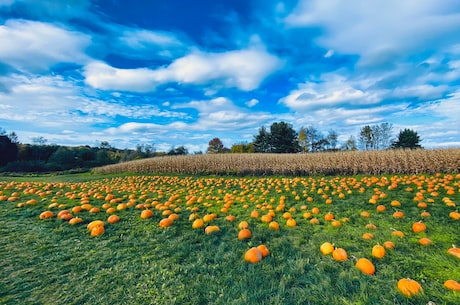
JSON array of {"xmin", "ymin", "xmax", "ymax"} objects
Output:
[{"xmin": 0, "ymin": 0, "xmax": 459, "ymax": 153}]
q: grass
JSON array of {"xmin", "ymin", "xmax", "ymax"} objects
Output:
[{"xmin": 1, "ymin": 174, "xmax": 459, "ymax": 305}]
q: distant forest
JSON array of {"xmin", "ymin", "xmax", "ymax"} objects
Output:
[{"xmin": 0, "ymin": 122, "xmax": 422, "ymax": 173}]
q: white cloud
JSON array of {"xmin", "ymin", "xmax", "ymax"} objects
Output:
[
  {"xmin": 246, "ymin": 98, "xmax": 259, "ymax": 107},
  {"xmin": 83, "ymin": 47, "xmax": 283, "ymax": 92},
  {"xmin": 279, "ymin": 75, "xmax": 379, "ymax": 111},
  {"xmin": 286, "ymin": 0, "xmax": 460, "ymax": 64},
  {"xmin": 0, "ymin": 19, "xmax": 91, "ymax": 72}
]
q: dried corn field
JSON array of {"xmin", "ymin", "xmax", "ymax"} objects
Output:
[{"xmin": 92, "ymin": 148, "xmax": 460, "ymax": 176}]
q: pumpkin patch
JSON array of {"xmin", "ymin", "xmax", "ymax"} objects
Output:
[{"xmin": 1, "ymin": 173, "xmax": 459, "ymax": 304}]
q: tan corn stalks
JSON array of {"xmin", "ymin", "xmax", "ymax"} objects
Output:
[{"xmin": 92, "ymin": 148, "xmax": 460, "ymax": 176}]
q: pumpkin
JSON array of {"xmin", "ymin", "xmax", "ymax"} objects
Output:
[
  {"xmin": 320, "ymin": 242, "xmax": 335, "ymax": 255},
  {"xmin": 192, "ymin": 218, "xmax": 205, "ymax": 229},
  {"xmin": 68, "ymin": 217, "xmax": 83, "ymax": 225},
  {"xmin": 418, "ymin": 237, "xmax": 432, "ymax": 246},
  {"xmin": 412, "ymin": 221, "xmax": 426, "ymax": 233},
  {"xmin": 331, "ymin": 220, "xmax": 341, "ymax": 227},
  {"xmin": 286, "ymin": 218, "xmax": 297, "ymax": 227},
  {"xmin": 39, "ymin": 210, "xmax": 54, "ymax": 219},
  {"xmin": 310, "ymin": 218, "xmax": 319, "ymax": 225},
  {"xmin": 204, "ymin": 225, "xmax": 220, "ymax": 234},
  {"xmin": 391, "ymin": 230, "xmax": 405, "ymax": 238},
  {"xmin": 393, "ymin": 211, "xmax": 404, "ymax": 218},
  {"xmin": 372, "ymin": 244, "xmax": 386, "ymax": 259},
  {"xmin": 397, "ymin": 278, "xmax": 423, "ymax": 298},
  {"xmin": 268, "ymin": 221, "xmax": 279, "ymax": 230},
  {"xmin": 225, "ymin": 215, "xmax": 236, "ymax": 222},
  {"xmin": 376, "ymin": 205, "xmax": 386, "ymax": 212},
  {"xmin": 383, "ymin": 241, "xmax": 395, "ymax": 249},
  {"xmin": 238, "ymin": 221, "xmax": 249, "ymax": 229},
  {"xmin": 159, "ymin": 218, "xmax": 173, "ymax": 228},
  {"xmin": 362, "ymin": 233, "xmax": 374, "ymax": 240},
  {"xmin": 107, "ymin": 214, "xmax": 120, "ymax": 224},
  {"xmin": 238, "ymin": 229, "xmax": 252, "ymax": 240},
  {"xmin": 90, "ymin": 225, "xmax": 105, "ymax": 237},
  {"xmin": 332, "ymin": 248, "xmax": 348, "ymax": 261},
  {"xmin": 140, "ymin": 209, "xmax": 154, "ymax": 219},
  {"xmin": 260, "ymin": 214, "xmax": 272, "ymax": 223},
  {"xmin": 87, "ymin": 220, "xmax": 104, "ymax": 231},
  {"xmin": 355, "ymin": 258, "xmax": 375, "ymax": 275},
  {"xmin": 360, "ymin": 211, "xmax": 370, "ymax": 218},
  {"xmin": 324, "ymin": 213, "xmax": 335, "ymax": 221},
  {"xmin": 244, "ymin": 247, "xmax": 263, "ymax": 263},
  {"xmin": 444, "ymin": 279, "xmax": 460, "ymax": 291},
  {"xmin": 447, "ymin": 245, "xmax": 460, "ymax": 259},
  {"xmin": 449, "ymin": 211, "xmax": 460, "ymax": 220},
  {"xmin": 257, "ymin": 244, "xmax": 270, "ymax": 257}
]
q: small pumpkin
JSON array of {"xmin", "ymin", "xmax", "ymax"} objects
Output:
[
  {"xmin": 449, "ymin": 211, "xmax": 460, "ymax": 220},
  {"xmin": 447, "ymin": 245, "xmax": 460, "ymax": 259},
  {"xmin": 362, "ymin": 233, "xmax": 374, "ymax": 240},
  {"xmin": 244, "ymin": 247, "xmax": 263, "ymax": 264},
  {"xmin": 192, "ymin": 218, "xmax": 205, "ymax": 229},
  {"xmin": 372, "ymin": 244, "xmax": 386, "ymax": 259},
  {"xmin": 238, "ymin": 229, "xmax": 252, "ymax": 240},
  {"xmin": 257, "ymin": 244, "xmax": 270, "ymax": 258},
  {"xmin": 397, "ymin": 278, "xmax": 423, "ymax": 298},
  {"xmin": 107, "ymin": 214, "xmax": 120, "ymax": 224},
  {"xmin": 444, "ymin": 279, "xmax": 460, "ymax": 291},
  {"xmin": 332, "ymin": 248, "xmax": 348, "ymax": 261},
  {"xmin": 268, "ymin": 221, "xmax": 279, "ymax": 230},
  {"xmin": 238, "ymin": 221, "xmax": 249, "ymax": 229},
  {"xmin": 418, "ymin": 237, "xmax": 432, "ymax": 246},
  {"xmin": 39, "ymin": 210, "xmax": 54, "ymax": 219},
  {"xmin": 204, "ymin": 225, "xmax": 220, "ymax": 234},
  {"xmin": 393, "ymin": 211, "xmax": 404, "ymax": 219},
  {"xmin": 412, "ymin": 221, "xmax": 426, "ymax": 233},
  {"xmin": 286, "ymin": 218, "xmax": 297, "ymax": 227},
  {"xmin": 140, "ymin": 209, "xmax": 154, "ymax": 219},
  {"xmin": 320, "ymin": 242, "xmax": 335, "ymax": 255},
  {"xmin": 90, "ymin": 225, "xmax": 105, "ymax": 237},
  {"xmin": 383, "ymin": 241, "xmax": 395, "ymax": 249},
  {"xmin": 355, "ymin": 258, "xmax": 375, "ymax": 275},
  {"xmin": 159, "ymin": 218, "xmax": 173, "ymax": 228},
  {"xmin": 87, "ymin": 220, "xmax": 104, "ymax": 231}
]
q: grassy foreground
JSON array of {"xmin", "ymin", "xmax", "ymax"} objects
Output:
[{"xmin": 1, "ymin": 173, "xmax": 459, "ymax": 305}]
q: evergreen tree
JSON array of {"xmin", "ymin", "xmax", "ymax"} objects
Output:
[{"xmin": 392, "ymin": 129, "xmax": 422, "ymax": 149}]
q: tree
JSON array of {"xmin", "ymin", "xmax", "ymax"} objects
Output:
[
  {"xmin": 342, "ymin": 136, "xmax": 358, "ymax": 151},
  {"xmin": 0, "ymin": 135, "xmax": 18, "ymax": 166},
  {"xmin": 392, "ymin": 129, "xmax": 422, "ymax": 149},
  {"xmin": 253, "ymin": 126, "xmax": 272, "ymax": 153},
  {"xmin": 230, "ymin": 143, "xmax": 254, "ymax": 153},
  {"xmin": 297, "ymin": 128, "xmax": 308, "ymax": 153},
  {"xmin": 326, "ymin": 130, "xmax": 338, "ymax": 150},
  {"xmin": 207, "ymin": 138, "xmax": 225, "ymax": 154},
  {"xmin": 269, "ymin": 122, "xmax": 300, "ymax": 153},
  {"xmin": 168, "ymin": 146, "xmax": 189, "ymax": 155},
  {"xmin": 359, "ymin": 125, "xmax": 373, "ymax": 150}
]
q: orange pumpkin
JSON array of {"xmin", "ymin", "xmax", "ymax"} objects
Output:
[
  {"xmin": 257, "ymin": 244, "xmax": 270, "ymax": 258},
  {"xmin": 238, "ymin": 229, "xmax": 252, "ymax": 240},
  {"xmin": 192, "ymin": 218, "xmax": 205, "ymax": 229},
  {"xmin": 449, "ymin": 211, "xmax": 460, "ymax": 220},
  {"xmin": 107, "ymin": 214, "xmax": 120, "ymax": 224},
  {"xmin": 286, "ymin": 218, "xmax": 297, "ymax": 227},
  {"xmin": 412, "ymin": 221, "xmax": 426, "ymax": 233},
  {"xmin": 244, "ymin": 247, "xmax": 262, "ymax": 264},
  {"xmin": 90, "ymin": 225, "xmax": 105, "ymax": 237},
  {"xmin": 355, "ymin": 258, "xmax": 375, "ymax": 275},
  {"xmin": 268, "ymin": 221, "xmax": 279, "ymax": 230},
  {"xmin": 444, "ymin": 279, "xmax": 460, "ymax": 291},
  {"xmin": 397, "ymin": 278, "xmax": 423, "ymax": 298},
  {"xmin": 159, "ymin": 218, "xmax": 173, "ymax": 228},
  {"xmin": 39, "ymin": 210, "xmax": 54, "ymax": 219},
  {"xmin": 383, "ymin": 241, "xmax": 395, "ymax": 249},
  {"xmin": 332, "ymin": 248, "xmax": 348, "ymax": 261},
  {"xmin": 418, "ymin": 237, "xmax": 432, "ymax": 246},
  {"xmin": 447, "ymin": 245, "xmax": 460, "ymax": 259},
  {"xmin": 87, "ymin": 220, "xmax": 104, "ymax": 231},
  {"xmin": 372, "ymin": 244, "xmax": 386, "ymax": 259},
  {"xmin": 140, "ymin": 209, "xmax": 154, "ymax": 219},
  {"xmin": 393, "ymin": 211, "xmax": 404, "ymax": 219},
  {"xmin": 238, "ymin": 221, "xmax": 249, "ymax": 229},
  {"xmin": 204, "ymin": 225, "xmax": 220, "ymax": 234},
  {"xmin": 320, "ymin": 242, "xmax": 335, "ymax": 255}
]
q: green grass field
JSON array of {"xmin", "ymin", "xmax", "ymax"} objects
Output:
[{"xmin": 1, "ymin": 174, "xmax": 459, "ymax": 305}]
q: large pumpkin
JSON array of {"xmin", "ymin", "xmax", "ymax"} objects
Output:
[
  {"xmin": 397, "ymin": 278, "xmax": 423, "ymax": 298},
  {"xmin": 411, "ymin": 221, "xmax": 426, "ymax": 233},
  {"xmin": 320, "ymin": 242, "xmax": 335, "ymax": 255},
  {"xmin": 444, "ymin": 279, "xmax": 460, "ymax": 291},
  {"xmin": 372, "ymin": 244, "xmax": 386, "ymax": 259}
]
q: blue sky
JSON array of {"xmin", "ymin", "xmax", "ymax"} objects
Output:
[{"xmin": 0, "ymin": 0, "xmax": 459, "ymax": 152}]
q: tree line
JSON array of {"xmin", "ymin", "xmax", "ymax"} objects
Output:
[
  {"xmin": 207, "ymin": 122, "xmax": 422, "ymax": 154},
  {"xmin": 1, "ymin": 123, "xmax": 422, "ymax": 173}
]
